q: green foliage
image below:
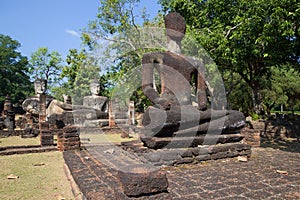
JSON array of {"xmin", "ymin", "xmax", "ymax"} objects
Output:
[
  {"xmin": 29, "ymin": 47, "xmax": 63, "ymax": 93},
  {"xmin": 223, "ymin": 72, "xmax": 253, "ymax": 115},
  {"xmin": 262, "ymin": 66, "xmax": 300, "ymax": 113},
  {"xmin": 0, "ymin": 34, "xmax": 32, "ymax": 103},
  {"xmin": 50, "ymin": 49, "xmax": 89, "ymax": 100},
  {"xmin": 72, "ymin": 56, "xmax": 101, "ymax": 104},
  {"xmin": 62, "ymin": 49, "xmax": 87, "ymax": 88},
  {"xmin": 250, "ymin": 113, "xmax": 260, "ymax": 121},
  {"xmin": 82, "ymin": 0, "xmax": 159, "ymax": 111}
]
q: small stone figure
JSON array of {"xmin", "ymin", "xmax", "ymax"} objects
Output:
[
  {"xmin": 142, "ymin": 12, "xmax": 245, "ymax": 138},
  {"xmin": 83, "ymin": 79, "xmax": 108, "ymax": 112}
]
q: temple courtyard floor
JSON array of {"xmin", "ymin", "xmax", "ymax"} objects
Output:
[
  {"xmin": 1, "ymin": 135, "xmax": 299, "ymax": 199},
  {"xmin": 64, "ymin": 145, "xmax": 300, "ymax": 199}
]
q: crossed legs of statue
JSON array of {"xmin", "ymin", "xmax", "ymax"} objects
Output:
[{"xmin": 142, "ymin": 105, "xmax": 245, "ymax": 137}]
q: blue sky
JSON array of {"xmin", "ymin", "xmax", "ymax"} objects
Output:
[{"xmin": 0, "ymin": 0, "xmax": 161, "ymax": 59}]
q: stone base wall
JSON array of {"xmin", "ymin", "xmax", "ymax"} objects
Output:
[
  {"xmin": 241, "ymin": 127, "xmax": 261, "ymax": 147},
  {"xmin": 122, "ymin": 141, "xmax": 251, "ymax": 166},
  {"xmin": 0, "ymin": 130, "xmax": 26, "ymax": 138},
  {"xmin": 241, "ymin": 117, "xmax": 300, "ymax": 147}
]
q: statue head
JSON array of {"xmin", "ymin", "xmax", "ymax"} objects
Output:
[
  {"xmin": 165, "ymin": 12, "xmax": 186, "ymax": 42},
  {"xmin": 63, "ymin": 94, "xmax": 72, "ymax": 104},
  {"xmin": 90, "ymin": 79, "xmax": 100, "ymax": 96},
  {"xmin": 34, "ymin": 79, "xmax": 47, "ymax": 94}
]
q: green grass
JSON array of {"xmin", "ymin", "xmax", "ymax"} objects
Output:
[
  {"xmin": 0, "ymin": 152, "xmax": 75, "ymax": 200},
  {"xmin": 0, "ymin": 131, "xmax": 137, "ymax": 199},
  {"xmin": 0, "ymin": 136, "xmax": 41, "ymax": 147},
  {"xmin": 80, "ymin": 133, "xmax": 138, "ymax": 144}
]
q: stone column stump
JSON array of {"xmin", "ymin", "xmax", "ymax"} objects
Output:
[
  {"xmin": 57, "ymin": 126, "xmax": 80, "ymax": 151},
  {"xmin": 40, "ymin": 122, "xmax": 54, "ymax": 146}
]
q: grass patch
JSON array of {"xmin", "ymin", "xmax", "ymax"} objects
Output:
[
  {"xmin": 0, "ymin": 136, "xmax": 40, "ymax": 147},
  {"xmin": 0, "ymin": 152, "xmax": 74, "ymax": 200},
  {"xmin": 81, "ymin": 133, "xmax": 137, "ymax": 144}
]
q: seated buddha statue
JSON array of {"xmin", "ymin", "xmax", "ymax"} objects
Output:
[
  {"xmin": 46, "ymin": 79, "xmax": 108, "ymax": 121},
  {"xmin": 141, "ymin": 12, "xmax": 245, "ymax": 138}
]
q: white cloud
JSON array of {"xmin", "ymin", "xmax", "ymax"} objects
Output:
[{"xmin": 65, "ymin": 29, "xmax": 80, "ymax": 37}]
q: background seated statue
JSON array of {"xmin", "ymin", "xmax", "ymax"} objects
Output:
[
  {"xmin": 83, "ymin": 79, "xmax": 108, "ymax": 112},
  {"xmin": 142, "ymin": 12, "xmax": 245, "ymax": 137},
  {"xmin": 47, "ymin": 79, "xmax": 108, "ymax": 120},
  {"xmin": 22, "ymin": 79, "xmax": 53, "ymax": 116}
]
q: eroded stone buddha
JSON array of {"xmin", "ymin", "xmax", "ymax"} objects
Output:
[{"xmin": 141, "ymin": 12, "xmax": 245, "ymax": 138}]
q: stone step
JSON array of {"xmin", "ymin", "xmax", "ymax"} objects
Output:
[
  {"xmin": 140, "ymin": 142, "xmax": 251, "ymax": 166},
  {"xmin": 140, "ymin": 134, "xmax": 244, "ymax": 149},
  {"xmin": 0, "ymin": 146, "xmax": 57, "ymax": 156}
]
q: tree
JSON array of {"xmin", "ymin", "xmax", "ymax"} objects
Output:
[
  {"xmin": 61, "ymin": 49, "xmax": 87, "ymax": 89},
  {"xmin": 159, "ymin": 0, "xmax": 300, "ymax": 114},
  {"xmin": 0, "ymin": 34, "xmax": 32, "ymax": 103},
  {"xmin": 262, "ymin": 66, "xmax": 300, "ymax": 114},
  {"xmin": 51, "ymin": 48, "xmax": 88, "ymax": 100},
  {"xmin": 51, "ymin": 48, "xmax": 102, "ymax": 103},
  {"xmin": 71, "ymin": 55, "xmax": 102, "ymax": 104},
  {"xmin": 29, "ymin": 47, "xmax": 63, "ymax": 93}
]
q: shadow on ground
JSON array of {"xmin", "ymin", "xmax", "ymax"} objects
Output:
[
  {"xmin": 261, "ymin": 137, "xmax": 300, "ymax": 153},
  {"xmin": 259, "ymin": 114, "xmax": 300, "ymax": 153}
]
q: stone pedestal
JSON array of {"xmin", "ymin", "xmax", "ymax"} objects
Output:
[
  {"xmin": 140, "ymin": 106, "xmax": 251, "ymax": 164},
  {"xmin": 118, "ymin": 167, "xmax": 168, "ymax": 197},
  {"xmin": 39, "ymin": 94, "xmax": 47, "ymax": 122}
]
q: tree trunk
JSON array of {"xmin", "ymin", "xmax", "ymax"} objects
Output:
[{"xmin": 251, "ymin": 87, "xmax": 264, "ymax": 115}]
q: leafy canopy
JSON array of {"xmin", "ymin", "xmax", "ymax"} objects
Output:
[
  {"xmin": 29, "ymin": 47, "xmax": 63, "ymax": 93},
  {"xmin": 0, "ymin": 34, "xmax": 32, "ymax": 103}
]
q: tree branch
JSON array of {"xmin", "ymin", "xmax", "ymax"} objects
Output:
[{"xmin": 225, "ymin": 22, "xmax": 243, "ymax": 38}]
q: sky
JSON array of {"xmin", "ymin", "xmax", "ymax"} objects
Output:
[{"xmin": 0, "ymin": 0, "xmax": 161, "ymax": 59}]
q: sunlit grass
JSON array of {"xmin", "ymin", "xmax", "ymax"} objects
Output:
[
  {"xmin": 80, "ymin": 133, "xmax": 138, "ymax": 145},
  {"xmin": 0, "ymin": 152, "xmax": 74, "ymax": 200},
  {"xmin": 0, "ymin": 136, "xmax": 40, "ymax": 147}
]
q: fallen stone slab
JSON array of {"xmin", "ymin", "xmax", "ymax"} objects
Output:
[{"xmin": 118, "ymin": 166, "xmax": 169, "ymax": 197}]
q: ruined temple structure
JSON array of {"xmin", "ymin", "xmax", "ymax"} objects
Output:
[
  {"xmin": 1, "ymin": 95, "xmax": 15, "ymax": 130},
  {"xmin": 131, "ymin": 12, "xmax": 251, "ymax": 165}
]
